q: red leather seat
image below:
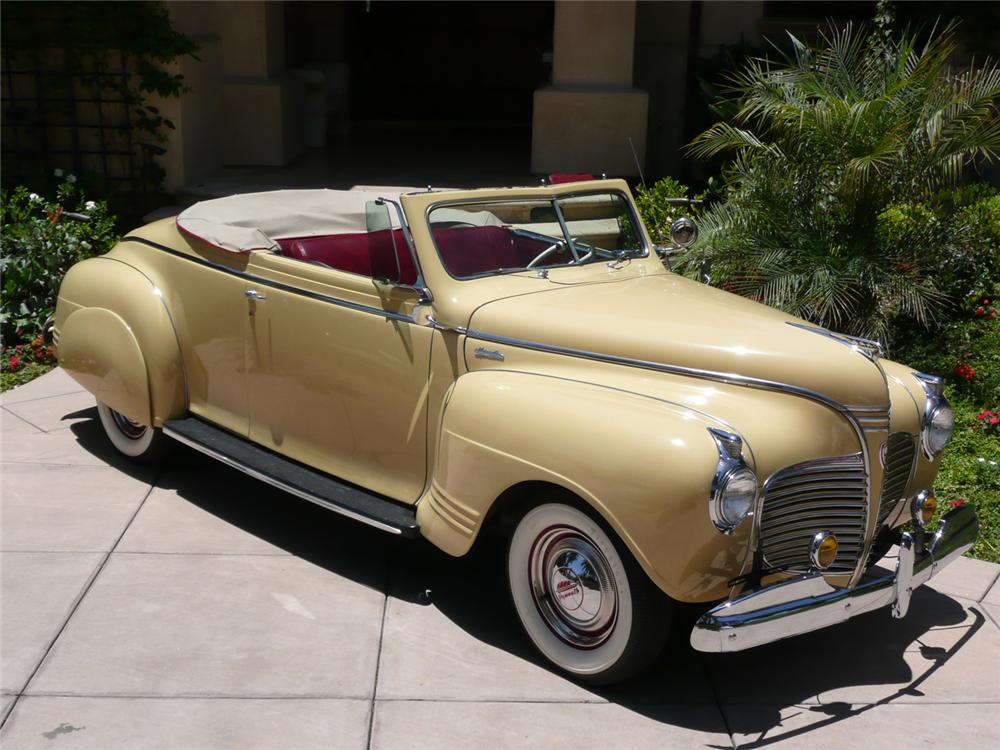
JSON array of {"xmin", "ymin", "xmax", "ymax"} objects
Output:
[
  {"xmin": 277, "ymin": 230, "xmax": 418, "ymax": 284},
  {"xmin": 433, "ymin": 226, "xmax": 553, "ymax": 277}
]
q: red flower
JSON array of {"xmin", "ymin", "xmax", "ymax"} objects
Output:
[
  {"xmin": 975, "ymin": 307, "xmax": 985, "ymax": 317},
  {"xmin": 8, "ymin": 356, "xmax": 19, "ymax": 371},
  {"xmin": 34, "ymin": 349, "xmax": 44, "ymax": 360},
  {"xmin": 991, "ymin": 416, "xmax": 999, "ymax": 425},
  {"xmin": 954, "ymin": 363, "xmax": 976, "ymax": 380},
  {"xmin": 949, "ymin": 499, "xmax": 967, "ymax": 508}
]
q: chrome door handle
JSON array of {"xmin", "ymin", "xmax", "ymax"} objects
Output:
[{"xmin": 245, "ymin": 289, "xmax": 267, "ymax": 301}]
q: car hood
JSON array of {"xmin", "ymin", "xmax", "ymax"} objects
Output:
[{"xmin": 467, "ymin": 272, "xmax": 890, "ymax": 408}]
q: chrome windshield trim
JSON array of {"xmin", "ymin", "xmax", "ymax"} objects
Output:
[
  {"xmin": 424, "ymin": 189, "xmax": 651, "ymax": 281},
  {"xmin": 125, "ymin": 236, "xmax": 417, "ymax": 324}
]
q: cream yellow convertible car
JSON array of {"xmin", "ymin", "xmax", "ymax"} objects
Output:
[{"xmin": 53, "ymin": 179, "xmax": 977, "ymax": 684}]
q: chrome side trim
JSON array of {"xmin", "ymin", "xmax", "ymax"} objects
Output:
[
  {"xmin": 786, "ymin": 322, "xmax": 884, "ymax": 360},
  {"xmin": 691, "ymin": 504, "xmax": 978, "ymax": 652},
  {"xmin": 162, "ymin": 425, "xmax": 404, "ymax": 535},
  {"xmin": 125, "ymin": 236, "xmax": 417, "ymax": 324}
]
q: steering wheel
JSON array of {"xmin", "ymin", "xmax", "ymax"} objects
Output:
[
  {"xmin": 568, "ymin": 237, "xmax": 616, "ymax": 263},
  {"xmin": 525, "ymin": 240, "xmax": 567, "ymax": 269}
]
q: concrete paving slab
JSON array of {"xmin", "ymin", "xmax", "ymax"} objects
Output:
[
  {"xmin": 983, "ymin": 602, "xmax": 1000, "ymax": 629},
  {"xmin": 1, "ymin": 463, "xmax": 152, "ymax": 552},
  {"xmin": 377, "ymin": 589, "xmax": 602, "ymax": 703},
  {"xmin": 817, "ymin": 602, "xmax": 1000, "ymax": 705},
  {"xmin": 1, "ymin": 696, "xmax": 15, "ymax": 724},
  {"xmin": 372, "ymin": 700, "xmax": 731, "ymax": 750},
  {"xmin": 1, "ymin": 414, "xmax": 131, "ymax": 467},
  {"xmin": 0, "ymin": 696, "xmax": 370, "ymax": 750},
  {"xmin": 3, "ymin": 391, "xmax": 96, "ymax": 433},
  {"xmin": 117, "ymin": 472, "xmax": 290, "ymax": 556},
  {"xmin": 1, "ymin": 409, "xmax": 42, "ymax": 436},
  {"xmin": 926, "ymin": 554, "xmax": 1000, "ymax": 602},
  {"xmin": 725, "ymin": 702, "xmax": 1000, "ymax": 749},
  {"xmin": 982, "ymin": 571, "xmax": 1000, "ymax": 606},
  {"xmin": 0, "ymin": 368, "xmax": 84, "ymax": 406},
  {"xmin": 1, "ymin": 552, "xmax": 104, "ymax": 694},
  {"xmin": 705, "ymin": 586, "xmax": 987, "ymax": 706},
  {"xmin": 27, "ymin": 553, "xmax": 385, "ymax": 698},
  {"xmin": 376, "ymin": 544, "xmax": 715, "ymax": 705}
]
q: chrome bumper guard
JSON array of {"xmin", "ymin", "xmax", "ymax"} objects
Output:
[{"xmin": 690, "ymin": 505, "xmax": 979, "ymax": 653}]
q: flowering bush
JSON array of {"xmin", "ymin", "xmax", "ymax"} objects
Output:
[
  {"xmin": 977, "ymin": 410, "xmax": 1000, "ymax": 436},
  {"xmin": 1, "ymin": 335, "xmax": 55, "ymax": 373},
  {"xmin": 1, "ymin": 175, "xmax": 118, "ymax": 344}
]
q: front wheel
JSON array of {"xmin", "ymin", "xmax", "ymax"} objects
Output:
[
  {"xmin": 507, "ymin": 501, "xmax": 672, "ymax": 685},
  {"xmin": 96, "ymin": 401, "xmax": 168, "ymax": 462}
]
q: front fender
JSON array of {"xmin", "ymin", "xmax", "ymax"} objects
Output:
[
  {"xmin": 417, "ymin": 369, "xmax": 753, "ymax": 603},
  {"xmin": 54, "ymin": 255, "xmax": 185, "ymax": 426}
]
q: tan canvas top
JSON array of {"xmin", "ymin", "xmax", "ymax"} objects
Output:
[{"xmin": 175, "ymin": 189, "xmax": 405, "ymax": 253}]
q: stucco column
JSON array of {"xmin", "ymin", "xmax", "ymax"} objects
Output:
[
  {"xmin": 217, "ymin": 1, "xmax": 305, "ymax": 166},
  {"xmin": 531, "ymin": 0, "xmax": 649, "ymax": 177}
]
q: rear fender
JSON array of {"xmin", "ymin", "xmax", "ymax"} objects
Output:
[
  {"xmin": 418, "ymin": 369, "xmax": 752, "ymax": 602},
  {"xmin": 54, "ymin": 255, "xmax": 185, "ymax": 425}
]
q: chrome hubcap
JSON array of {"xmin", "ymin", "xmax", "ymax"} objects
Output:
[
  {"xmin": 111, "ymin": 410, "xmax": 147, "ymax": 440},
  {"xmin": 529, "ymin": 526, "xmax": 618, "ymax": 648}
]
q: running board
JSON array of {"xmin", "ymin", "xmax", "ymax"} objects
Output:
[{"xmin": 162, "ymin": 417, "xmax": 420, "ymax": 537}]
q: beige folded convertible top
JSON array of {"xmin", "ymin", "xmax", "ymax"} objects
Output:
[{"xmin": 175, "ymin": 189, "xmax": 404, "ymax": 253}]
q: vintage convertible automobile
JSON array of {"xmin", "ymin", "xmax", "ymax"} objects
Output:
[{"xmin": 53, "ymin": 179, "xmax": 977, "ymax": 684}]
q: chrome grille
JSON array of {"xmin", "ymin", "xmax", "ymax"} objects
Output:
[
  {"xmin": 759, "ymin": 453, "xmax": 867, "ymax": 575},
  {"xmin": 875, "ymin": 432, "xmax": 916, "ymax": 528}
]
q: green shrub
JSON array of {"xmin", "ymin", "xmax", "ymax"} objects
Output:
[
  {"xmin": 685, "ymin": 22, "xmax": 1000, "ymax": 343},
  {"xmin": 633, "ymin": 176, "xmax": 707, "ymax": 245},
  {"xmin": 932, "ymin": 393, "xmax": 1000, "ymax": 562},
  {"xmin": 1, "ymin": 177, "xmax": 118, "ymax": 344}
]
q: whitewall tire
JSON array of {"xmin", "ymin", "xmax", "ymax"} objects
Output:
[
  {"xmin": 96, "ymin": 401, "xmax": 166, "ymax": 462},
  {"xmin": 507, "ymin": 501, "xmax": 672, "ymax": 685}
]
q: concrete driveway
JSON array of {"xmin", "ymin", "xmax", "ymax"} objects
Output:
[{"xmin": 2, "ymin": 368, "xmax": 999, "ymax": 749}]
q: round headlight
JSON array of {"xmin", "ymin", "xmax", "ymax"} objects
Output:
[
  {"xmin": 715, "ymin": 467, "xmax": 757, "ymax": 530},
  {"xmin": 925, "ymin": 403, "xmax": 955, "ymax": 457}
]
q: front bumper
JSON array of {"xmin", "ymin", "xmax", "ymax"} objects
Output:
[{"xmin": 690, "ymin": 504, "xmax": 978, "ymax": 653}]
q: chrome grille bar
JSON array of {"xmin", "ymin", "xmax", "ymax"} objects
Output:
[
  {"xmin": 874, "ymin": 432, "xmax": 916, "ymax": 529},
  {"xmin": 759, "ymin": 453, "xmax": 866, "ymax": 574}
]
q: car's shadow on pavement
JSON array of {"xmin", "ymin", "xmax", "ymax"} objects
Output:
[{"xmin": 67, "ymin": 413, "xmax": 982, "ymax": 741}]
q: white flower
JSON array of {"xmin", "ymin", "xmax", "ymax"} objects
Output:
[
  {"xmin": 28, "ymin": 193, "xmax": 41, "ymax": 202},
  {"xmin": 84, "ymin": 201, "xmax": 97, "ymax": 210},
  {"xmin": 53, "ymin": 168, "xmax": 63, "ymax": 177},
  {"xmin": 67, "ymin": 174, "xmax": 77, "ymax": 184}
]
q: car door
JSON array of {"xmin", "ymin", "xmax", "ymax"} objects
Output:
[{"xmin": 243, "ymin": 250, "xmax": 433, "ymax": 503}]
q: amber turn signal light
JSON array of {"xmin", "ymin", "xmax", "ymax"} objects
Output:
[
  {"xmin": 911, "ymin": 491, "xmax": 937, "ymax": 527},
  {"xmin": 810, "ymin": 531, "xmax": 839, "ymax": 570}
]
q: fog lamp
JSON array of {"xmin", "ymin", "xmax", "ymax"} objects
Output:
[
  {"xmin": 911, "ymin": 490, "xmax": 937, "ymax": 527},
  {"xmin": 810, "ymin": 531, "xmax": 839, "ymax": 570}
]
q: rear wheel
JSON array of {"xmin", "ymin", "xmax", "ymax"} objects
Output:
[
  {"xmin": 507, "ymin": 501, "xmax": 673, "ymax": 685},
  {"xmin": 96, "ymin": 401, "xmax": 167, "ymax": 462}
]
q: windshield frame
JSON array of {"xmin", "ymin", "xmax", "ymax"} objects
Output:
[{"xmin": 423, "ymin": 188, "xmax": 650, "ymax": 281}]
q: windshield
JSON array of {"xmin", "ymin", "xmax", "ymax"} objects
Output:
[{"xmin": 427, "ymin": 191, "xmax": 645, "ymax": 279}]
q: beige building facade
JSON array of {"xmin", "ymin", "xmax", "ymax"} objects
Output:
[{"xmin": 152, "ymin": 0, "xmax": 791, "ymax": 192}]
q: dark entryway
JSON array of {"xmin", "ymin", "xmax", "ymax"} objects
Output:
[{"xmin": 285, "ymin": 1, "xmax": 554, "ymax": 187}]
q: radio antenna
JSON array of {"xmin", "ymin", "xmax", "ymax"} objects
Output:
[{"xmin": 628, "ymin": 137, "xmax": 646, "ymax": 187}]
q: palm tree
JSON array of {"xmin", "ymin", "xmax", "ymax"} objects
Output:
[{"xmin": 685, "ymin": 22, "xmax": 1000, "ymax": 342}]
